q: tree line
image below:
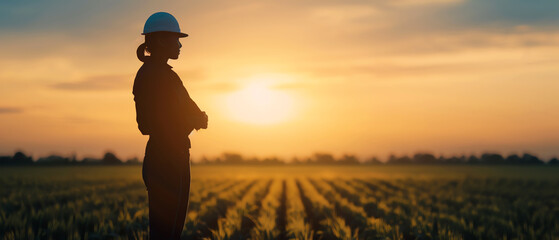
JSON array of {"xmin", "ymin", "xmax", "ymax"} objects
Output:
[
  {"xmin": 0, "ymin": 151, "xmax": 139, "ymax": 166},
  {"xmin": 1, "ymin": 151, "xmax": 558, "ymax": 166}
]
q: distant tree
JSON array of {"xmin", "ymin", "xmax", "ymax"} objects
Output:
[
  {"xmin": 126, "ymin": 157, "xmax": 140, "ymax": 164},
  {"xmin": 467, "ymin": 155, "xmax": 480, "ymax": 164},
  {"xmin": 222, "ymin": 153, "xmax": 243, "ymax": 164},
  {"xmin": 388, "ymin": 154, "xmax": 397, "ymax": 164},
  {"xmin": 82, "ymin": 157, "xmax": 101, "ymax": 164},
  {"xmin": 388, "ymin": 155, "xmax": 412, "ymax": 164},
  {"xmin": 548, "ymin": 158, "xmax": 559, "ymax": 165},
  {"xmin": 69, "ymin": 152, "xmax": 78, "ymax": 164},
  {"xmin": 101, "ymin": 152, "xmax": 121, "ymax": 164},
  {"xmin": 365, "ymin": 156, "xmax": 382, "ymax": 165},
  {"xmin": 481, "ymin": 153, "xmax": 505, "ymax": 164},
  {"xmin": 0, "ymin": 151, "xmax": 33, "ymax": 165},
  {"xmin": 262, "ymin": 157, "xmax": 283, "ymax": 165},
  {"xmin": 399, "ymin": 155, "xmax": 412, "ymax": 164},
  {"xmin": 446, "ymin": 155, "xmax": 466, "ymax": 164},
  {"xmin": 313, "ymin": 153, "xmax": 336, "ymax": 164},
  {"xmin": 339, "ymin": 154, "xmax": 359, "ymax": 164},
  {"xmin": 290, "ymin": 157, "xmax": 302, "ymax": 164},
  {"xmin": 12, "ymin": 151, "xmax": 33, "ymax": 165},
  {"xmin": 37, "ymin": 155, "xmax": 70, "ymax": 165},
  {"xmin": 0, "ymin": 156, "xmax": 12, "ymax": 165},
  {"xmin": 413, "ymin": 153, "xmax": 437, "ymax": 164},
  {"xmin": 245, "ymin": 157, "xmax": 259, "ymax": 164},
  {"xmin": 505, "ymin": 154, "xmax": 522, "ymax": 164},
  {"xmin": 199, "ymin": 156, "xmax": 211, "ymax": 164},
  {"xmin": 521, "ymin": 153, "xmax": 543, "ymax": 165}
]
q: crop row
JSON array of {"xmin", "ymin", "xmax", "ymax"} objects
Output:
[{"xmin": 2, "ymin": 176, "xmax": 558, "ymax": 239}]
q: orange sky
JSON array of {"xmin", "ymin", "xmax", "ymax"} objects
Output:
[{"xmin": 1, "ymin": 1, "xmax": 559, "ymax": 161}]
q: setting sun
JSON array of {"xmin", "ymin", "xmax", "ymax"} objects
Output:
[{"xmin": 223, "ymin": 80, "xmax": 295, "ymax": 125}]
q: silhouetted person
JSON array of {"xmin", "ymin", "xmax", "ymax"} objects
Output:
[{"xmin": 133, "ymin": 12, "xmax": 208, "ymax": 240}]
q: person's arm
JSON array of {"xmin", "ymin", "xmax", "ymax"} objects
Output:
[
  {"xmin": 188, "ymin": 98, "xmax": 208, "ymax": 130},
  {"xmin": 133, "ymin": 68, "xmax": 170, "ymax": 136},
  {"xmin": 133, "ymin": 69, "xmax": 156, "ymax": 135},
  {"xmin": 182, "ymin": 88, "xmax": 208, "ymax": 131}
]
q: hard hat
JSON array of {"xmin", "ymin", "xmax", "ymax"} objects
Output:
[{"xmin": 142, "ymin": 12, "xmax": 188, "ymax": 37}]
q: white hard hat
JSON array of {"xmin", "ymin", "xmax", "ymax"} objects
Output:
[{"xmin": 142, "ymin": 12, "xmax": 188, "ymax": 37}]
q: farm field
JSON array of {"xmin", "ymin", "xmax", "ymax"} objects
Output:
[{"xmin": 1, "ymin": 165, "xmax": 558, "ymax": 240}]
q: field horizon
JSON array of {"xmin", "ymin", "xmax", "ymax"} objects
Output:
[{"xmin": 2, "ymin": 165, "xmax": 559, "ymax": 239}]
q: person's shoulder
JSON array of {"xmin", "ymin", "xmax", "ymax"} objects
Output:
[
  {"xmin": 133, "ymin": 63, "xmax": 158, "ymax": 94},
  {"xmin": 169, "ymin": 68, "xmax": 181, "ymax": 79},
  {"xmin": 136, "ymin": 62, "xmax": 159, "ymax": 75}
]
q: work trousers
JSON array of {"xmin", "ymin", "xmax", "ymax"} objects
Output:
[{"xmin": 142, "ymin": 135, "xmax": 191, "ymax": 240}]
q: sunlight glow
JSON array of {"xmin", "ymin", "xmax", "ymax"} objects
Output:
[{"xmin": 224, "ymin": 79, "xmax": 295, "ymax": 125}]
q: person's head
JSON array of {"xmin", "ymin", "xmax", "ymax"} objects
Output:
[
  {"xmin": 137, "ymin": 32, "xmax": 183, "ymax": 62},
  {"xmin": 137, "ymin": 12, "xmax": 188, "ymax": 62}
]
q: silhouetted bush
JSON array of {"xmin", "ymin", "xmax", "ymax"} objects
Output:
[
  {"xmin": 445, "ymin": 155, "xmax": 466, "ymax": 164},
  {"xmin": 13, "ymin": 151, "xmax": 33, "ymax": 164},
  {"xmin": 125, "ymin": 157, "xmax": 140, "ymax": 164},
  {"xmin": 413, "ymin": 153, "xmax": 437, "ymax": 164},
  {"xmin": 312, "ymin": 153, "xmax": 336, "ymax": 164},
  {"xmin": 481, "ymin": 153, "xmax": 505, "ymax": 164},
  {"xmin": 520, "ymin": 153, "xmax": 543, "ymax": 164},
  {"xmin": 467, "ymin": 155, "xmax": 480, "ymax": 164},
  {"xmin": 338, "ymin": 154, "xmax": 359, "ymax": 164},
  {"xmin": 0, "ymin": 151, "xmax": 33, "ymax": 165},
  {"xmin": 101, "ymin": 152, "xmax": 122, "ymax": 164},
  {"xmin": 387, "ymin": 154, "xmax": 412, "ymax": 164},
  {"xmin": 505, "ymin": 154, "xmax": 522, "ymax": 164},
  {"xmin": 364, "ymin": 156, "xmax": 382, "ymax": 165},
  {"xmin": 37, "ymin": 155, "xmax": 70, "ymax": 165},
  {"xmin": 222, "ymin": 153, "xmax": 243, "ymax": 164}
]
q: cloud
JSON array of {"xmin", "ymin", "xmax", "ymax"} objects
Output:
[
  {"xmin": 385, "ymin": 0, "xmax": 559, "ymax": 34},
  {"xmin": 50, "ymin": 74, "xmax": 131, "ymax": 91},
  {"xmin": 0, "ymin": 1, "xmax": 129, "ymax": 35},
  {"xmin": 0, "ymin": 1, "xmax": 220, "ymax": 38},
  {"xmin": 373, "ymin": 29, "xmax": 559, "ymax": 55},
  {"xmin": 310, "ymin": 5, "xmax": 379, "ymax": 24},
  {"xmin": 307, "ymin": 0, "xmax": 559, "ymax": 45},
  {"xmin": 388, "ymin": 0, "xmax": 462, "ymax": 7},
  {"xmin": 300, "ymin": 61, "xmax": 501, "ymax": 80},
  {"xmin": 441, "ymin": 0, "xmax": 559, "ymax": 28},
  {"xmin": 0, "ymin": 107, "xmax": 23, "ymax": 114}
]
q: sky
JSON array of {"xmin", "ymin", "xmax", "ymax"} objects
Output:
[{"xmin": 1, "ymin": 0, "xmax": 559, "ymax": 161}]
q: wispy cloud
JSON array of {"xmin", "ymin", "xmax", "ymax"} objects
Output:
[
  {"xmin": 50, "ymin": 74, "xmax": 130, "ymax": 91},
  {"xmin": 0, "ymin": 107, "xmax": 23, "ymax": 114},
  {"xmin": 388, "ymin": 0, "xmax": 463, "ymax": 7}
]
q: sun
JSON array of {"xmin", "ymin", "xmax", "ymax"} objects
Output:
[{"xmin": 224, "ymin": 80, "xmax": 295, "ymax": 125}]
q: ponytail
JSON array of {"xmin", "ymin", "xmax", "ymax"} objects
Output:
[
  {"xmin": 137, "ymin": 33, "xmax": 167, "ymax": 62},
  {"xmin": 136, "ymin": 43, "xmax": 148, "ymax": 62}
]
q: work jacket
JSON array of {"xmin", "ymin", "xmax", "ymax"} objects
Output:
[{"xmin": 132, "ymin": 59, "xmax": 203, "ymax": 148}]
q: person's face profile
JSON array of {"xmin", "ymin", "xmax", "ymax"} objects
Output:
[
  {"xmin": 155, "ymin": 33, "xmax": 181, "ymax": 60},
  {"xmin": 167, "ymin": 34, "xmax": 181, "ymax": 60}
]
